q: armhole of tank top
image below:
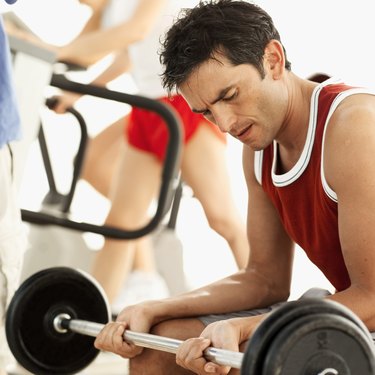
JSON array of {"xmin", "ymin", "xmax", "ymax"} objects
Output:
[
  {"xmin": 321, "ymin": 88, "xmax": 375, "ymax": 203},
  {"xmin": 254, "ymin": 150, "xmax": 263, "ymax": 185}
]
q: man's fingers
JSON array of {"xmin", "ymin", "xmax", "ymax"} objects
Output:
[
  {"xmin": 176, "ymin": 337, "xmax": 231, "ymax": 374},
  {"xmin": 94, "ymin": 322, "xmax": 143, "ymax": 358}
]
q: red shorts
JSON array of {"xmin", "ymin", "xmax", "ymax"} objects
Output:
[{"xmin": 126, "ymin": 94, "xmax": 226, "ymax": 162}]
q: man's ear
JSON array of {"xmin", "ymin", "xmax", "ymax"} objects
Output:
[{"xmin": 263, "ymin": 40, "xmax": 285, "ymax": 79}]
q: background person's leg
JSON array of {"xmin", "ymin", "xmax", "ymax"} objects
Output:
[
  {"xmin": 81, "ymin": 116, "xmax": 127, "ymax": 198},
  {"xmin": 90, "ymin": 145, "xmax": 165, "ymax": 305},
  {"xmin": 181, "ymin": 124, "xmax": 249, "ymax": 269}
]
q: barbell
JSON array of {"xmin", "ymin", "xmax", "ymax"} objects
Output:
[{"xmin": 5, "ymin": 267, "xmax": 375, "ymax": 374}]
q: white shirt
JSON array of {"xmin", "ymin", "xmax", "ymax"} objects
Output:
[{"xmin": 102, "ymin": 0, "xmax": 199, "ymax": 98}]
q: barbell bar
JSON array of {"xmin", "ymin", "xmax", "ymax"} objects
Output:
[{"xmin": 55, "ymin": 314, "xmax": 244, "ymax": 368}]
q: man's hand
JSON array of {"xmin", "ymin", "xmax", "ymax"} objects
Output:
[
  {"xmin": 175, "ymin": 314, "xmax": 267, "ymax": 374},
  {"xmin": 47, "ymin": 92, "xmax": 82, "ymax": 114},
  {"xmin": 94, "ymin": 301, "xmax": 161, "ymax": 359},
  {"xmin": 94, "ymin": 321, "xmax": 143, "ymax": 359},
  {"xmin": 176, "ymin": 320, "xmax": 239, "ymax": 374}
]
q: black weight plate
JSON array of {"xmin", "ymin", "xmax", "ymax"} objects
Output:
[
  {"xmin": 263, "ymin": 313, "xmax": 375, "ymax": 375},
  {"xmin": 6, "ymin": 267, "xmax": 111, "ymax": 375},
  {"xmin": 240, "ymin": 298, "xmax": 371, "ymax": 375}
]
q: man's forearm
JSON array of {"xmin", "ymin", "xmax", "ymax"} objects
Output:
[{"xmin": 148, "ymin": 268, "xmax": 287, "ymax": 325}]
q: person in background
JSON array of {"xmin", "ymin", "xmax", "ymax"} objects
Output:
[
  {"xmin": 0, "ymin": 1, "xmax": 27, "ymax": 373},
  {"xmin": 6, "ymin": 0, "xmax": 249, "ymax": 313},
  {"xmin": 93, "ymin": 1, "xmax": 375, "ymax": 374}
]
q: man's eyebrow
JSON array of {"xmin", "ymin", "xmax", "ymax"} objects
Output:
[{"xmin": 191, "ymin": 86, "xmax": 232, "ymax": 114}]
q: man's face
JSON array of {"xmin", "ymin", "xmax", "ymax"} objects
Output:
[{"xmin": 179, "ymin": 52, "xmax": 287, "ymax": 151}]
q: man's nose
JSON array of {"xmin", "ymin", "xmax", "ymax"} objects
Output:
[{"xmin": 212, "ymin": 108, "xmax": 236, "ymax": 134}]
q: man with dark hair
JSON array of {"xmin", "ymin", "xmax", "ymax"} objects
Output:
[{"xmin": 95, "ymin": 1, "xmax": 375, "ymax": 374}]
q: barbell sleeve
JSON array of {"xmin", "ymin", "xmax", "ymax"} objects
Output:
[{"xmin": 62, "ymin": 318, "xmax": 243, "ymax": 369}]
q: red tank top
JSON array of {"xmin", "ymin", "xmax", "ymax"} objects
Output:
[{"xmin": 256, "ymin": 79, "xmax": 371, "ymax": 291}]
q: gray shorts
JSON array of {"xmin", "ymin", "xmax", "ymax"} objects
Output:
[
  {"xmin": 198, "ymin": 288, "xmax": 375, "ymax": 340},
  {"xmin": 198, "ymin": 288, "xmax": 332, "ymax": 326}
]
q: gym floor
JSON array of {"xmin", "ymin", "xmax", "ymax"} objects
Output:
[{"xmin": 9, "ymin": 352, "xmax": 129, "ymax": 375}]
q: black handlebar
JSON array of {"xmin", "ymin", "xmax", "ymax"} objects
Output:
[{"xmin": 21, "ymin": 74, "xmax": 182, "ymax": 239}]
